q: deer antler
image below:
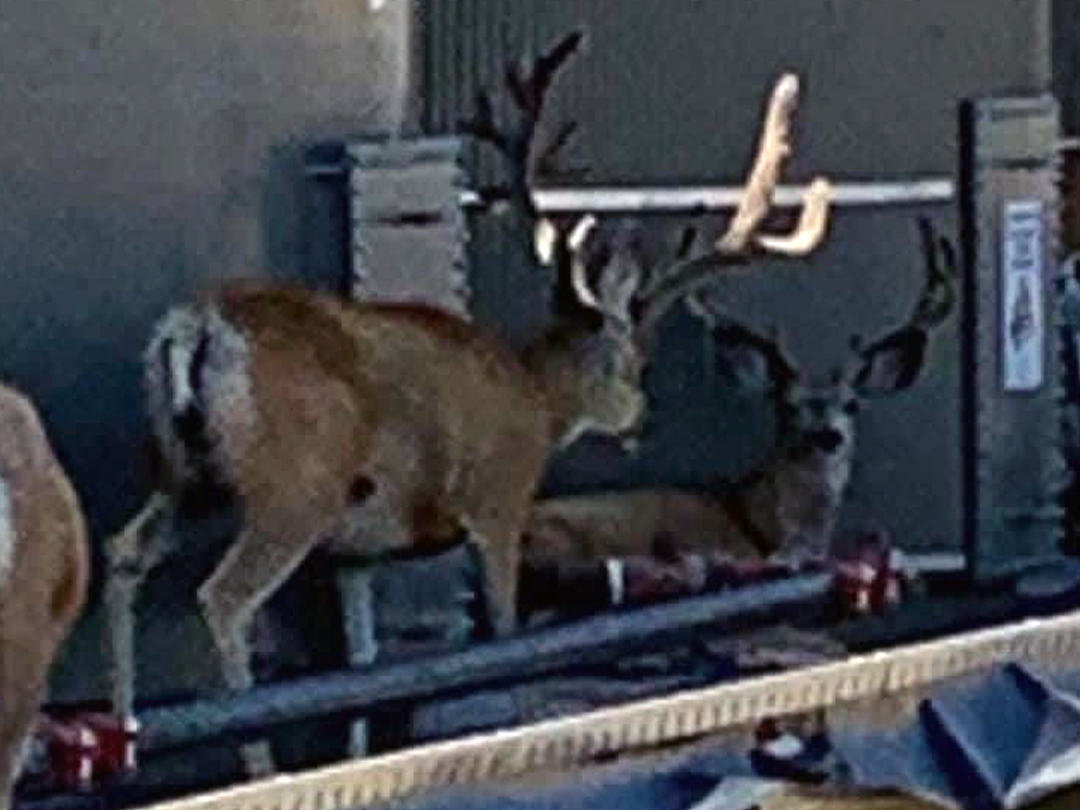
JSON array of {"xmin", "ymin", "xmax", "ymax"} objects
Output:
[
  {"xmin": 686, "ymin": 288, "xmax": 801, "ymax": 386},
  {"xmin": 849, "ymin": 217, "xmax": 958, "ymax": 356},
  {"xmin": 548, "ymin": 213, "xmax": 648, "ymax": 331},
  {"xmin": 459, "ymin": 30, "xmax": 585, "ymax": 220},
  {"xmin": 910, "ymin": 216, "xmax": 958, "ymax": 330},
  {"xmin": 567, "ymin": 215, "xmax": 601, "ymax": 308},
  {"xmin": 461, "ymin": 30, "xmax": 609, "ymax": 322},
  {"xmin": 634, "ymin": 74, "xmax": 832, "ymax": 343},
  {"xmin": 721, "ymin": 77, "xmax": 832, "ymax": 257},
  {"xmin": 845, "ymin": 217, "xmax": 958, "ymax": 392}
]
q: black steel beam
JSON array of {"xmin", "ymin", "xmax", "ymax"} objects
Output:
[{"xmin": 139, "ymin": 573, "xmax": 833, "ymax": 752}]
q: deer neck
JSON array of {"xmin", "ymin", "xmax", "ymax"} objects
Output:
[
  {"xmin": 520, "ymin": 321, "xmax": 601, "ymax": 447},
  {"xmin": 774, "ymin": 431, "xmax": 853, "ymax": 555},
  {"xmin": 729, "ymin": 434, "xmax": 854, "ymax": 559}
]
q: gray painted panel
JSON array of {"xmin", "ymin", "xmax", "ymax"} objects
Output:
[
  {"xmin": 349, "ymin": 137, "xmax": 470, "ymax": 313},
  {"xmin": 423, "ymin": 0, "xmax": 1049, "ymax": 182},
  {"xmin": 964, "ymin": 95, "xmax": 1066, "ymax": 579},
  {"xmin": 350, "ymin": 162, "xmax": 463, "ymax": 222},
  {"xmin": 353, "ymin": 223, "xmax": 470, "ymax": 314}
]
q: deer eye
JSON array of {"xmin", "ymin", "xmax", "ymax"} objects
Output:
[{"xmin": 843, "ymin": 399, "xmax": 860, "ymax": 416}]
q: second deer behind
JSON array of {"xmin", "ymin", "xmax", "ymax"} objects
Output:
[{"xmin": 523, "ymin": 218, "xmax": 957, "ymax": 594}]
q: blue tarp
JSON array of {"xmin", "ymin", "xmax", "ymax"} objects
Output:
[{"xmin": 383, "ymin": 664, "xmax": 1080, "ymax": 810}]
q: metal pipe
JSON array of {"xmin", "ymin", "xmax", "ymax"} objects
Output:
[
  {"xmin": 139, "ymin": 573, "xmax": 833, "ymax": 753},
  {"xmin": 302, "ymin": 167, "xmax": 956, "ymax": 211},
  {"xmin": 461, "ymin": 179, "xmax": 955, "ymax": 212}
]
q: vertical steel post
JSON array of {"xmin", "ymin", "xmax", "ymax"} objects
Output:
[{"xmin": 960, "ymin": 94, "xmax": 1066, "ymax": 579}]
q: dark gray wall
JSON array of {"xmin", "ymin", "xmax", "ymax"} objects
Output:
[
  {"xmin": 0, "ymin": 0, "xmax": 414, "ymax": 697},
  {"xmin": 424, "ymin": 0, "xmax": 1049, "ymax": 180},
  {"xmin": 1055, "ymin": 0, "xmax": 1080, "ymax": 135},
  {"xmin": 434, "ymin": 0, "xmax": 1050, "ymax": 562}
]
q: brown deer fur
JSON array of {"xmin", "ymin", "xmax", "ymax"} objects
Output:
[
  {"xmin": 524, "ymin": 218, "xmax": 957, "ymax": 589},
  {"xmin": 522, "ymin": 381, "xmax": 864, "ymax": 577},
  {"xmin": 0, "ymin": 385, "xmax": 89, "ymax": 810},
  {"xmin": 104, "ymin": 42, "xmax": 832, "ymax": 777}
]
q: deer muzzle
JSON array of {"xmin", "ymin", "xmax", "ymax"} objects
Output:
[{"xmin": 808, "ymin": 428, "xmax": 845, "ymax": 455}]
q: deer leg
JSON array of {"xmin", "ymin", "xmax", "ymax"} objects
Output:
[
  {"xmin": 103, "ymin": 494, "xmax": 174, "ymax": 720},
  {"xmin": 480, "ymin": 534, "xmax": 521, "ymax": 639},
  {"xmin": 0, "ymin": 623, "xmax": 53, "ymax": 810},
  {"xmin": 464, "ymin": 506, "xmax": 529, "ymax": 640},
  {"xmin": 196, "ymin": 526, "xmax": 319, "ymax": 779},
  {"xmin": 0, "ymin": 684, "xmax": 40, "ymax": 810}
]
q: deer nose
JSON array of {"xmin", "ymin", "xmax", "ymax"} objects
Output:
[{"xmin": 812, "ymin": 428, "xmax": 845, "ymax": 454}]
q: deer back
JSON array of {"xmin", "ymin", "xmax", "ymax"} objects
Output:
[
  {"xmin": 0, "ymin": 385, "xmax": 89, "ymax": 807},
  {"xmin": 146, "ymin": 283, "xmax": 561, "ymax": 534},
  {"xmin": 523, "ymin": 486, "xmax": 766, "ymax": 566}
]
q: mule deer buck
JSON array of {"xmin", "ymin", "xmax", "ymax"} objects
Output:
[
  {"xmin": 0, "ymin": 385, "xmax": 90, "ymax": 810},
  {"xmin": 522, "ymin": 217, "xmax": 956, "ymax": 612},
  {"xmin": 103, "ymin": 31, "xmax": 831, "ymax": 776}
]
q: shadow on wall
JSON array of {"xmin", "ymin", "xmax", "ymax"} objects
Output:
[{"xmin": 0, "ymin": 0, "xmax": 413, "ymax": 701}]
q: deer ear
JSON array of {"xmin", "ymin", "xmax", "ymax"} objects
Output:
[
  {"xmin": 710, "ymin": 325, "xmax": 780, "ymax": 393},
  {"xmin": 715, "ymin": 344, "xmax": 775, "ymax": 392},
  {"xmin": 851, "ymin": 327, "xmax": 930, "ymax": 395}
]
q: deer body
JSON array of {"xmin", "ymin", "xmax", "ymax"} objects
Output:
[
  {"xmin": 148, "ymin": 286, "xmax": 625, "ymax": 636},
  {"xmin": 525, "ymin": 218, "xmax": 956, "ymax": 586},
  {"xmin": 525, "ymin": 386, "xmax": 858, "ymax": 568},
  {"xmin": 105, "ymin": 43, "xmax": 832, "ymax": 778},
  {"xmin": 526, "ymin": 488, "xmax": 772, "ymax": 564},
  {"xmin": 0, "ymin": 386, "xmax": 89, "ymax": 810},
  {"xmin": 109, "ymin": 284, "xmax": 652, "ymax": 776}
]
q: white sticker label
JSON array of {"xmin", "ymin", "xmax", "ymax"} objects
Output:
[{"xmin": 1001, "ymin": 200, "xmax": 1045, "ymax": 392}]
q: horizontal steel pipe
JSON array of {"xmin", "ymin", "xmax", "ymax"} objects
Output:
[{"xmin": 139, "ymin": 573, "xmax": 834, "ymax": 752}]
